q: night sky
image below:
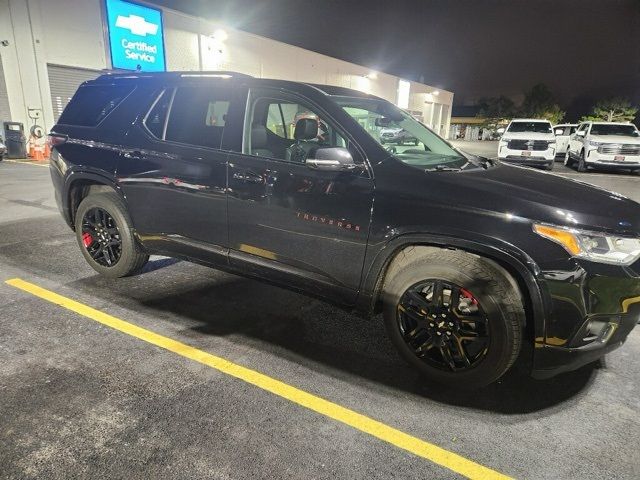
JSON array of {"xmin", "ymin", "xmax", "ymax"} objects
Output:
[{"xmin": 151, "ymin": 0, "xmax": 640, "ymax": 114}]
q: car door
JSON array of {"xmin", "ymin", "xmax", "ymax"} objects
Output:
[
  {"xmin": 570, "ymin": 123, "xmax": 587, "ymax": 155},
  {"xmin": 117, "ymin": 80, "xmax": 232, "ymax": 259},
  {"xmin": 224, "ymin": 87, "xmax": 374, "ymax": 305},
  {"xmin": 554, "ymin": 126, "xmax": 569, "ymax": 153}
]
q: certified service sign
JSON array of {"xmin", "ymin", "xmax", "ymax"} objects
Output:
[{"xmin": 105, "ymin": 0, "xmax": 166, "ymax": 72}]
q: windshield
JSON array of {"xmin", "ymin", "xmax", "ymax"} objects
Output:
[
  {"xmin": 333, "ymin": 96, "xmax": 468, "ymax": 170},
  {"xmin": 590, "ymin": 124, "xmax": 639, "ymax": 137},
  {"xmin": 507, "ymin": 121, "xmax": 553, "ymax": 133}
]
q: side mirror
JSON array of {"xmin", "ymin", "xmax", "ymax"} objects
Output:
[
  {"xmin": 306, "ymin": 147, "xmax": 358, "ymax": 171},
  {"xmin": 554, "ymin": 129, "xmax": 564, "ymax": 135}
]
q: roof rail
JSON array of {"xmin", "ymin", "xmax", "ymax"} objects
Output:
[{"xmin": 95, "ymin": 70, "xmax": 252, "ymax": 81}]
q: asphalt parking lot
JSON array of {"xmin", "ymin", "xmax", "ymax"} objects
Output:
[{"xmin": 1, "ymin": 157, "xmax": 639, "ymax": 479}]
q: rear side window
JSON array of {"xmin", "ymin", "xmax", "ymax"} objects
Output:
[
  {"xmin": 58, "ymin": 84, "xmax": 133, "ymax": 126},
  {"xmin": 144, "ymin": 89, "xmax": 173, "ymax": 139},
  {"xmin": 165, "ymin": 85, "xmax": 232, "ymax": 149}
]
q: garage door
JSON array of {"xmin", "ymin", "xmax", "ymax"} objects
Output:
[
  {"xmin": 48, "ymin": 64, "xmax": 101, "ymax": 122},
  {"xmin": 0, "ymin": 55, "xmax": 11, "ymax": 126}
]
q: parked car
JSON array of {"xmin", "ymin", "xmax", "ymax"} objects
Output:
[
  {"xmin": 566, "ymin": 121, "xmax": 640, "ymax": 174},
  {"xmin": 552, "ymin": 123, "xmax": 578, "ymax": 156},
  {"xmin": 48, "ymin": 72, "xmax": 640, "ymax": 388},
  {"xmin": 498, "ymin": 119, "xmax": 557, "ymax": 170},
  {"xmin": 380, "ymin": 127, "xmax": 419, "ymax": 145},
  {"xmin": 0, "ymin": 137, "xmax": 6, "ymax": 161}
]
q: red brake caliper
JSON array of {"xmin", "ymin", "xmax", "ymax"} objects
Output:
[
  {"xmin": 460, "ymin": 288, "xmax": 478, "ymax": 305},
  {"xmin": 82, "ymin": 232, "xmax": 93, "ymax": 248}
]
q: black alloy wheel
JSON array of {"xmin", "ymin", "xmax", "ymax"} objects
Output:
[
  {"xmin": 397, "ymin": 279, "xmax": 490, "ymax": 372},
  {"xmin": 81, "ymin": 207, "xmax": 122, "ymax": 267}
]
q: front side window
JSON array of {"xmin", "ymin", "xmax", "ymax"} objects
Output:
[
  {"xmin": 507, "ymin": 121, "xmax": 553, "ymax": 134},
  {"xmin": 334, "ymin": 96, "xmax": 467, "ymax": 170},
  {"xmin": 165, "ymin": 85, "xmax": 232, "ymax": 149},
  {"xmin": 245, "ymin": 92, "xmax": 347, "ymax": 163},
  {"xmin": 590, "ymin": 124, "xmax": 639, "ymax": 137}
]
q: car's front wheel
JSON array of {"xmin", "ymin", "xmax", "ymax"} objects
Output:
[
  {"xmin": 564, "ymin": 150, "xmax": 572, "ymax": 166},
  {"xmin": 75, "ymin": 191, "xmax": 148, "ymax": 278},
  {"xmin": 382, "ymin": 247, "xmax": 524, "ymax": 388}
]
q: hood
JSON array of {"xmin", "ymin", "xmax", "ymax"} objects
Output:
[
  {"xmin": 589, "ymin": 134, "xmax": 640, "ymax": 145},
  {"xmin": 426, "ymin": 163, "xmax": 640, "ymax": 235},
  {"xmin": 502, "ymin": 132, "xmax": 555, "ymax": 141}
]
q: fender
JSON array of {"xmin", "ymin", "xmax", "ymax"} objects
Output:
[
  {"xmin": 355, "ymin": 231, "xmax": 551, "ymax": 343},
  {"xmin": 63, "ymin": 168, "xmax": 124, "ymax": 228}
]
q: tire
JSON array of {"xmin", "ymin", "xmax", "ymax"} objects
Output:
[
  {"xmin": 564, "ymin": 150, "xmax": 572, "ymax": 166},
  {"xmin": 577, "ymin": 150, "xmax": 587, "ymax": 172},
  {"xmin": 74, "ymin": 190, "xmax": 148, "ymax": 278},
  {"xmin": 382, "ymin": 247, "xmax": 524, "ymax": 388},
  {"xmin": 545, "ymin": 161, "xmax": 554, "ymax": 171}
]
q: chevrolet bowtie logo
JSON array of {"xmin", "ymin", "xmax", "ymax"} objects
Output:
[{"xmin": 115, "ymin": 14, "xmax": 158, "ymax": 36}]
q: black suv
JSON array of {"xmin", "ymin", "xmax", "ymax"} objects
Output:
[{"xmin": 49, "ymin": 72, "xmax": 640, "ymax": 388}]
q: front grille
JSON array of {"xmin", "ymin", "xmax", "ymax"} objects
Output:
[
  {"xmin": 598, "ymin": 144, "xmax": 640, "ymax": 155},
  {"xmin": 507, "ymin": 140, "xmax": 550, "ymax": 151}
]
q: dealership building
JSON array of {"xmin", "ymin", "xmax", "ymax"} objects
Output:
[{"xmin": 0, "ymin": 0, "xmax": 453, "ymax": 140}]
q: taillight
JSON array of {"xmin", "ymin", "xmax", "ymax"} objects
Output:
[{"xmin": 47, "ymin": 134, "xmax": 67, "ymax": 148}]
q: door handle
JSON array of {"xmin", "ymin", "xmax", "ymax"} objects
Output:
[{"xmin": 233, "ymin": 171, "xmax": 264, "ymax": 184}]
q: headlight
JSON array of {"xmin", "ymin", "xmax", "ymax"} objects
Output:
[
  {"xmin": 533, "ymin": 224, "xmax": 640, "ymax": 265},
  {"xmin": 588, "ymin": 141, "xmax": 601, "ymax": 147}
]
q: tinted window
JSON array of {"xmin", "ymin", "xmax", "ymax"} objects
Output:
[
  {"xmin": 144, "ymin": 89, "xmax": 173, "ymax": 139},
  {"xmin": 59, "ymin": 84, "xmax": 133, "ymax": 126},
  {"xmin": 165, "ymin": 85, "xmax": 231, "ymax": 149},
  {"xmin": 507, "ymin": 121, "xmax": 553, "ymax": 133}
]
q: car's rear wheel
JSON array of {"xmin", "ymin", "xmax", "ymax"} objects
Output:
[
  {"xmin": 75, "ymin": 191, "xmax": 148, "ymax": 278},
  {"xmin": 382, "ymin": 247, "xmax": 524, "ymax": 388},
  {"xmin": 577, "ymin": 150, "xmax": 587, "ymax": 172}
]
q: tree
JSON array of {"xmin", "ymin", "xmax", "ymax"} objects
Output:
[
  {"xmin": 580, "ymin": 98, "xmax": 638, "ymax": 123},
  {"xmin": 521, "ymin": 83, "xmax": 565, "ymax": 124},
  {"xmin": 477, "ymin": 96, "xmax": 516, "ymax": 127}
]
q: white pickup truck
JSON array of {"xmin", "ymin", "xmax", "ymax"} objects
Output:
[{"xmin": 565, "ymin": 122, "xmax": 640, "ymax": 174}]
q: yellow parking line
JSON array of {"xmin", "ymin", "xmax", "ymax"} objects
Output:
[{"xmin": 5, "ymin": 277, "xmax": 512, "ymax": 480}]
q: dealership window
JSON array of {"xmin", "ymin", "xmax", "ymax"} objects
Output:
[
  {"xmin": 165, "ymin": 85, "xmax": 232, "ymax": 149},
  {"xmin": 58, "ymin": 85, "xmax": 133, "ymax": 126},
  {"xmin": 144, "ymin": 89, "xmax": 173, "ymax": 139},
  {"xmin": 246, "ymin": 92, "xmax": 347, "ymax": 162}
]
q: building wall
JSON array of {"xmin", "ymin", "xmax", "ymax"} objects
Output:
[{"xmin": 0, "ymin": 0, "xmax": 453, "ymax": 137}]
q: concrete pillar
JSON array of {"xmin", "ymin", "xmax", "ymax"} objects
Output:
[{"xmin": 0, "ymin": 0, "xmax": 53, "ymax": 132}]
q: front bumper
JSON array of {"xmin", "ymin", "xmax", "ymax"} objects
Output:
[
  {"xmin": 499, "ymin": 145, "xmax": 556, "ymax": 165},
  {"xmin": 585, "ymin": 149, "xmax": 640, "ymax": 168},
  {"xmin": 532, "ymin": 312, "xmax": 638, "ymax": 379},
  {"xmin": 532, "ymin": 259, "xmax": 640, "ymax": 379}
]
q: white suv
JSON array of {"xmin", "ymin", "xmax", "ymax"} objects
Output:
[
  {"xmin": 566, "ymin": 122, "xmax": 640, "ymax": 173},
  {"xmin": 498, "ymin": 119, "xmax": 557, "ymax": 170}
]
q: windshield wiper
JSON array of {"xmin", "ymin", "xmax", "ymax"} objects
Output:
[{"xmin": 424, "ymin": 165, "xmax": 462, "ymax": 172}]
